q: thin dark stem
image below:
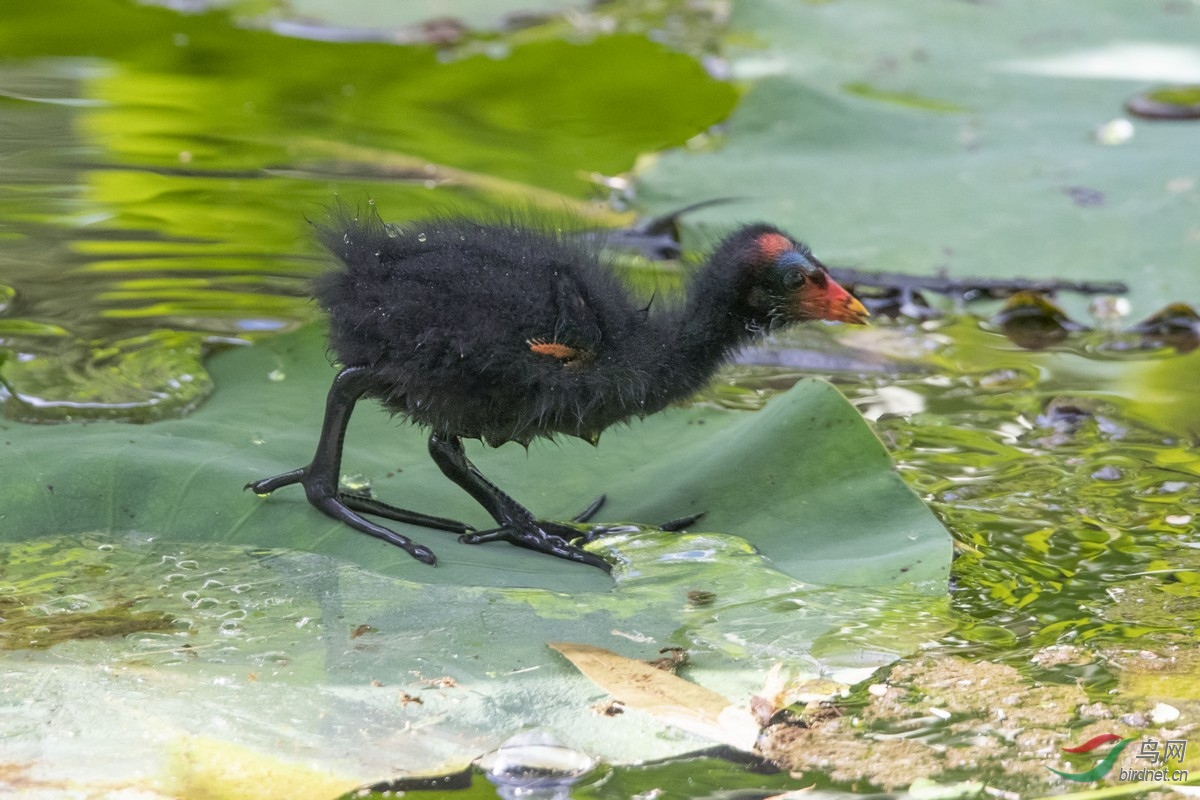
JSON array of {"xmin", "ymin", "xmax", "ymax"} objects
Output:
[{"xmin": 828, "ymin": 268, "xmax": 1128, "ymax": 299}]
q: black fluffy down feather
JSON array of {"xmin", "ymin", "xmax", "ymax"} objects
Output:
[
  {"xmin": 315, "ymin": 207, "xmax": 788, "ymax": 446},
  {"xmin": 247, "ymin": 204, "xmax": 867, "ymax": 569}
]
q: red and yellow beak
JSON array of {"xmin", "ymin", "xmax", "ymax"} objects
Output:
[{"xmin": 796, "ymin": 274, "xmax": 870, "ymax": 324}]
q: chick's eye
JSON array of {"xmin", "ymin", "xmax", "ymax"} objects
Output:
[{"xmin": 782, "ymin": 270, "xmax": 806, "ymax": 290}]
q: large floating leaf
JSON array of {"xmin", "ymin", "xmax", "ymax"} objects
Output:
[
  {"xmin": 639, "ymin": 0, "xmax": 1200, "ymax": 316},
  {"xmin": 1, "ymin": 325, "xmax": 950, "ymax": 782},
  {"xmin": 6, "ymin": 325, "xmax": 947, "ymax": 590}
]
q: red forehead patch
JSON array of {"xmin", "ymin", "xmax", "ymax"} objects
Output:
[{"xmin": 756, "ymin": 232, "xmax": 793, "ymax": 260}]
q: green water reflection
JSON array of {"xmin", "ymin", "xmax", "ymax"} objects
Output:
[
  {"xmin": 841, "ymin": 320, "xmax": 1200, "ymax": 656},
  {"xmin": 699, "ymin": 316, "xmax": 1200, "ymax": 670},
  {"xmin": 0, "ymin": 0, "xmax": 735, "ymax": 419}
]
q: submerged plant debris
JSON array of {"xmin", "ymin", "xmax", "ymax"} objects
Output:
[
  {"xmin": 0, "ymin": 597, "xmax": 175, "ymax": 651},
  {"xmin": 761, "ymin": 652, "xmax": 1199, "ymax": 794}
]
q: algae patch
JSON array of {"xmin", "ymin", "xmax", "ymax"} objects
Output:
[{"xmin": 0, "ymin": 595, "xmax": 175, "ymax": 650}]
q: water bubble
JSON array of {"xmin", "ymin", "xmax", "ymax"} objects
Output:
[
  {"xmin": 250, "ymin": 433, "xmax": 266, "ymax": 446},
  {"xmin": 47, "ymin": 595, "xmax": 93, "ymax": 612},
  {"xmin": 254, "ymin": 650, "xmax": 292, "ymax": 666},
  {"xmin": 478, "ymin": 730, "xmax": 596, "ymax": 800},
  {"xmin": 417, "ymin": 232, "xmax": 427, "ymax": 242},
  {"xmin": 1095, "ymin": 118, "xmax": 1134, "ymax": 145},
  {"xmin": 267, "ymin": 369, "xmax": 286, "ymax": 382},
  {"xmin": 1088, "ymin": 295, "xmax": 1131, "ymax": 327},
  {"xmin": 340, "ymin": 473, "xmax": 372, "ymax": 494}
]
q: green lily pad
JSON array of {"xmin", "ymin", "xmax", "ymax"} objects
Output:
[
  {"xmin": 7, "ymin": 325, "xmax": 948, "ymax": 591},
  {"xmin": 1, "ymin": 324, "xmax": 950, "ymax": 780}
]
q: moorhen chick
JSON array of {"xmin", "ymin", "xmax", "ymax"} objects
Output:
[{"xmin": 247, "ymin": 205, "xmax": 869, "ymax": 571}]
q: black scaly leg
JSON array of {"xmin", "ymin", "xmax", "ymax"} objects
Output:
[
  {"xmin": 427, "ymin": 431, "xmax": 616, "ymax": 572},
  {"xmin": 245, "ymin": 367, "xmax": 474, "ymax": 565}
]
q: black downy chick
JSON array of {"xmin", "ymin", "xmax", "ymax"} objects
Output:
[{"xmin": 247, "ymin": 206, "xmax": 869, "ymax": 572}]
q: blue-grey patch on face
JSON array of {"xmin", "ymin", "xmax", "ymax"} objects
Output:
[{"xmin": 776, "ymin": 250, "xmax": 809, "ymax": 269}]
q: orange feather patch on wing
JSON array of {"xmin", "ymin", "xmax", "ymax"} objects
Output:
[
  {"xmin": 756, "ymin": 232, "xmax": 794, "ymax": 260},
  {"xmin": 528, "ymin": 338, "xmax": 585, "ymax": 362}
]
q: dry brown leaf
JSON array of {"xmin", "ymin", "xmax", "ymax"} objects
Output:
[{"xmin": 549, "ymin": 642, "xmax": 760, "ymax": 750}]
